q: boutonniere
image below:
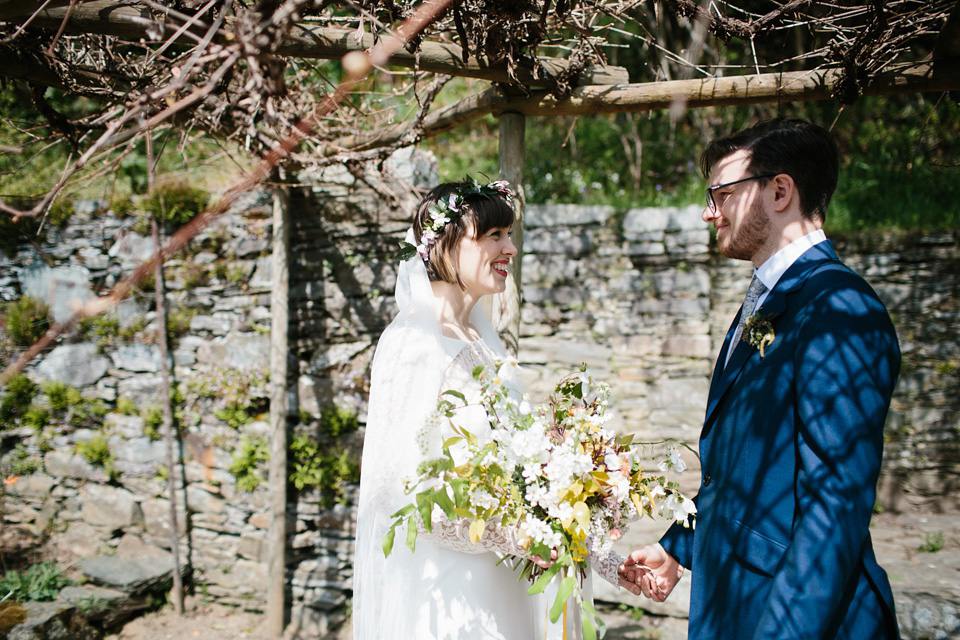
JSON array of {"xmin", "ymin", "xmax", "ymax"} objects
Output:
[{"xmin": 743, "ymin": 312, "xmax": 778, "ymax": 358}]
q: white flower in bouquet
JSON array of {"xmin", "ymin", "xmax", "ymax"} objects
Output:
[{"xmin": 383, "ymin": 364, "xmax": 697, "ymax": 638}]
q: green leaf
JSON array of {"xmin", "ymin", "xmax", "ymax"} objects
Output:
[
  {"xmin": 549, "ymin": 575, "xmax": 577, "ymax": 623},
  {"xmin": 527, "ymin": 562, "xmax": 562, "ymax": 595},
  {"xmin": 471, "ymin": 365, "xmax": 485, "ymax": 379},
  {"xmin": 406, "ymin": 517, "xmax": 418, "ymax": 553},
  {"xmin": 382, "ymin": 524, "xmax": 397, "ymax": 558},
  {"xmin": 582, "ymin": 610, "xmax": 597, "ymax": 640},
  {"xmin": 581, "ymin": 601, "xmax": 605, "ymax": 640},
  {"xmin": 389, "ymin": 504, "xmax": 417, "ymax": 519},
  {"xmin": 394, "ymin": 242, "xmax": 418, "ymax": 261},
  {"xmin": 432, "ymin": 489, "xmax": 455, "ymax": 519},
  {"xmin": 417, "ymin": 494, "xmax": 433, "ymax": 534},
  {"xmin": 442, "ymin": 389, "xmax": 467, "ymax": 404}
]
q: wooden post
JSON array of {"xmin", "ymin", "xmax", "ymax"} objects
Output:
[
  {"xmin": 494, "ymin": 112, "xmax": 525, "ymax": 356},
  {"xmin": 266, "ymin": 181, "xmax": 290, "ymax": 637},
  {"xmin": 146, "ymin": 133, "xmax": 184, "ymax": 616},
  {"xmin": 151, "ymin": 218, "xmax": 184, "ymax": 615}
]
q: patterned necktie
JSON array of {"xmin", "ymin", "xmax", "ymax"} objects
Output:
[{"xmin": 728, "ymin": 274, "xmax": 767, "ymax": 363}]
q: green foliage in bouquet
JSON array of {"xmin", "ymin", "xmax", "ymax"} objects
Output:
[{"xmin": 382, "ymin": 363, "xmax": 695, "ymax": 639}]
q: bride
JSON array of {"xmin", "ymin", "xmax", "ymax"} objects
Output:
[{"xmin": 353, "ymin": 179, "xmax": 637, "ymax": 640}]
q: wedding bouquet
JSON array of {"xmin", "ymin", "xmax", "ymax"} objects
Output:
[{"xmin": 382, "ymin": 360, "xmax": 696, "ymax": 639}]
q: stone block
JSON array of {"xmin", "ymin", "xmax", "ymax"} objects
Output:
[
  {"xmin": 141, "ymin": 497, "xmax": 188, "ymax": 538},
  {"xmin": 45, "ymin": 451, "xmax": 110, "ymax": 483},
  {"xmin": 186, "ymin": 484, "xmax": 227, "ymax": 514},
  {"xmin": 525, "ymin": 204, "xmax": 614, "ymax": 228},
  {"xmin": 623, "ymin": 207, "xmax": 669, "ymax": 236},
  {"xmin": 238, "ymin": 532, "xmax": 266, "ymax": 561},
  {"xmin": 524, "ymin": 227, "xmax": 593, "ymax": 256},
  {"xmin": 116, "ymin": 375, "xmax": 165, "ymax": 406},
  {"xmin": 108, "ymin": 231, "xmax": 156, "ymax": 268},
  {"xmin": 35, "ymin": 343, "xmax": 110, "ymax": 388},
  {"xmin": 196, "ymin": 333, "xmax": 269, "ymax": 368},
  {"xmin": 53, "ymin": 521, "xmax": 106, "ymax": 557},
  {"xmin": 19, "ymin": 262, "xmax": 95, "ymax": 323},
  {"xmin": 79, "ymin": 554, "xmax": 171, "ymax": 595},
  {"xmin": 104, "ymin": 413, "xmax": 146, "ymax": 439},
  {"xmin": 662, "ymin": 335, "xmax": 713, "ymax": 359},
  {"xmin": 114, "ymin": 437, "xmax": 167, "ymax": 466},
  {"xmin": 111, "ymin": 344, "xmax": 162, "ymax": 373},
  {"xmin": 4, "ymin": 473, "xmax": 54, "ymax": 501},
  {"xmin": 80, "ymin": 483, "xmax": 143, "ymax": 529},
  {"xmin": 189, "ymin": 314, "xmax": 233, "ymax": 335}
]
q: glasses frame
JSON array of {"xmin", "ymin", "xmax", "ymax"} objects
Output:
[{"xmin": 705, "ymin": 173, "xmax": 777, "ymax": 213}]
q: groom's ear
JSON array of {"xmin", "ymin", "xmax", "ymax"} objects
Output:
[{"xmin": 770, "ymin": 174, "xmax": 796, "ymax": 213}]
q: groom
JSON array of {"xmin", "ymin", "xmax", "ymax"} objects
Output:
[{"xmin": 621, "ymin": 118, "xmax": 901, "ymax": 639}]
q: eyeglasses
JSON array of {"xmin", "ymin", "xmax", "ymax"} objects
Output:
[{"xmin": 705, "ymin": 173, "xmax": 777, "ymax": 213}]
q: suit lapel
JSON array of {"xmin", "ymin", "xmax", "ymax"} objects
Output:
[{"xmin": 701, "ymin": 240, "xmax": 841, "ymax": 432}]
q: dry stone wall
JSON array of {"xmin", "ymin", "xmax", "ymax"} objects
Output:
[{"xmin": 2, "ymin": 150, "xmax": 958, "ymax": 639}]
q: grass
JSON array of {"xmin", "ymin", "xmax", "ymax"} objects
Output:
[{"xmin": 918, "ymin": 531, "xmax": 945, "ymax": 553}]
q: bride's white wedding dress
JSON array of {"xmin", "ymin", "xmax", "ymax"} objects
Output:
[{"xmin": 353, "ymin": 235, "xmax": 623, "ymax": 640}]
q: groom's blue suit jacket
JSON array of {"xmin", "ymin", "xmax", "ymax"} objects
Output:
[{"xmin": 660, "ymin": 240, "xmax": 901, "ymax": 640}]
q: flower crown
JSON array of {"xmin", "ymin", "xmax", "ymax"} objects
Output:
[{"xmin": 397, "ymin": 176, "xmax": 514, "ymax": 262}]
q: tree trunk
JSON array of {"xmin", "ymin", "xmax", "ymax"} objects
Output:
[{"xmin": 493, "ymin": 112, "xmax": 525, "ymax": 357}]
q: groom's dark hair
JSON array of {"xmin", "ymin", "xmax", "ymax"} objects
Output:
[
  {"xmin": 414, "ymin": 181, "xmax": 515, "ymax": 288},
  {"xmin": 700, "ymin": 117, "xmax": 839, "ymax": 222}
]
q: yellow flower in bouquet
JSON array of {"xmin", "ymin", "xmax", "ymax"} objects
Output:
[{"xmin": 383, "ymin": 363, "xmax": 695, "ymax": 638}]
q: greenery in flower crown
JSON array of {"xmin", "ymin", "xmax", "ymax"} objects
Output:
[{"xmin": 396, "ymin": 176, "xmax": 514, "ymax": 261}]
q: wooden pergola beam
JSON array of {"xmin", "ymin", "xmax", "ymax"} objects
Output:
[
  {"xmin": 328, "ymin": 61, "xmax": 960, "ymax": 153},
  {"xmin": 0, "ymin": 1, "xmax": 627, "ymax": 87}
]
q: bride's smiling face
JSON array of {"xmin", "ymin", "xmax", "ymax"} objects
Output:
[{"xmin": 457, "ymin": 222, "xmax": 517, "ymax": 298}]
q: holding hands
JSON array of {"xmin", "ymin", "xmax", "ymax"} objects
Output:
[{"xmin": 618, "ymin": 543, "xmax": 684, "ymax": 602}]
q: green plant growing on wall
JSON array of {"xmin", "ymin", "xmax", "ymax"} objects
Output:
[
  {"xmin": 177, "ymin": 262, "xmax": 210, "ymax": 289},
  {"xmin": 226, "ymin": 264, "xmax": 250, "ymax": 288},
  {"xmin": 118, "ymin": 315, "xmax": 148, "ymax": 342},
  {"xmin": 189, "ymin": 366, "xmax": 268, "ymax": 429},
  {"xmin": 166, "ymin": 307, "xmax": 196, "ymax": 345},
  {"xmin": 116, "ymin": 396, "xmax": 139, "ymax": 416},
  {"xmin": 42, "ymin": 381, "xmax": 78, "ymax": 413},
  {"xmin": 3, "ymin": 296, "xmax": 51, "ymax": 347},
  {"xmin": 3, "ymin": 443, "xmax": 41, "ymax": 477},
  {"xmin": 76, "ymin": 314, "xmax": 121, "ymax": 350},
  {"xmin": 22, "ymin": 405, "xmax": 49, "ymax": 431},
  {"xmin": 0, "ymin": 561, "xmax": 74, "ymax": 602},
  {"xmin": 289, "ymin": 435, "xmax": 360, "ymax": 508},
  {"xmin": 141, "ymin": 182, "xmax": 209, "ymax": 231},
  {"xmin": 0, "ymin": 374, "xmax": 38, "ymax": 429},
  {"xmin": 142, "ymin": 405, "xmax": 164, "ymax": 441},
  {"xmin": 288, "ymin": 405, "xmax": 361, "ymax": 508},
  {"xmin": 229, "ymin": 436, "xmax": 268, "ymax": 492},
  {"xmin": 41, "ymin": 381, "xmax": 108, "ymax": 428},
  {"xmin": 47, "ymin": 199, "xmax": 75, "ymax": 228},
  {"xmin": 76, "ymin": 434, "xmax": 117, "ymax": 478},
  {"xmin": 319, "ymin": 405, "xmax": 359, "ymax": 439}
]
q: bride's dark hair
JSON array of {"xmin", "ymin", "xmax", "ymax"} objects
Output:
[{"xmin": 413, "ymin": 180, "xmax": 515, "ymax": 288}]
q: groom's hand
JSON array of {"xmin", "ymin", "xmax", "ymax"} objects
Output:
[{"xmin": 619, "ymin": 543, "xmax": 684, "ymax": 602}]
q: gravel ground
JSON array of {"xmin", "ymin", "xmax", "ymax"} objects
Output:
[{"xmin": 99, "ymin": 511, "xmax": 959, "ymax": 640}]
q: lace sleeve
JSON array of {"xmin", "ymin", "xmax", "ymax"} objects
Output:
[
  {"xmin": 588, "ymin": 540, "xmax": 625, "ymax": 588},
  {"xmin": 417, "ymin": 513, "xmax": 526, "ymax": 556}
]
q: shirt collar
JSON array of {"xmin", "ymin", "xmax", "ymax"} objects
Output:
[{"xmin": 755, "ymin": 229, "xmax": 826, "ymax": 291}]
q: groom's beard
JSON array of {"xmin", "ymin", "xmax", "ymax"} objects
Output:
[{"xmin": 720, "ymin": 199, "xmax": 770, "ymax": 262}]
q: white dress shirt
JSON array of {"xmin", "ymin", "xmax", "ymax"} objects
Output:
[{"xmin": 724, "ymin": 229, "xmax": 827, "ymax": 367}]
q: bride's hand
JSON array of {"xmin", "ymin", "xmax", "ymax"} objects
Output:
[{"xmin": 530, "ymin": 548, "xmax": 558, "ymax": 569}]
